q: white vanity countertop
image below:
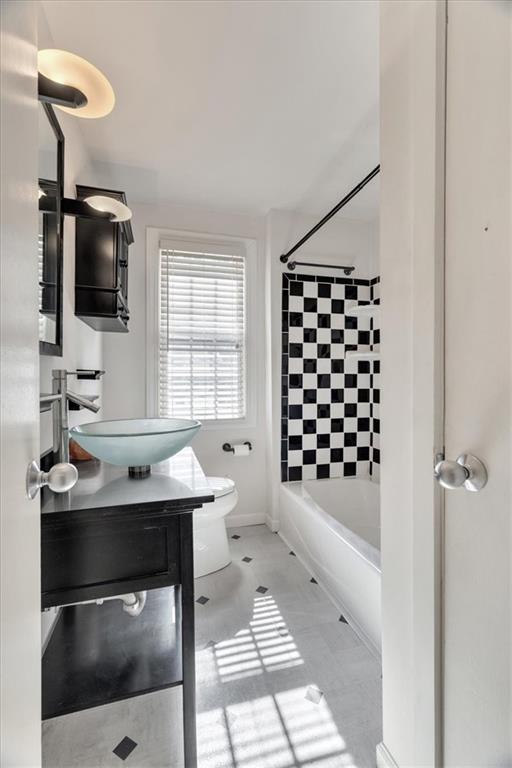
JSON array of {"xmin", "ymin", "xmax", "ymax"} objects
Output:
[{"xmin": 41, "ymin": 447, "xmax": 214, "ymax": 519}]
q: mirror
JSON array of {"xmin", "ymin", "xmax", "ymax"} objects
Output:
[{"xmin": 38, "ymin": 102, "xmax": 64, "ymax": 355}]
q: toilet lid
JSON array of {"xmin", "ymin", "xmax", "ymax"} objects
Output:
[{"xmin": 207, "ymin": 476, "xmax": 235, "ymax": 499}]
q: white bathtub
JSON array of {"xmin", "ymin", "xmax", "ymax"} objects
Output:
[{"xmin": 279, "ymin": 477, "xmax": 381, "ymax": 654}]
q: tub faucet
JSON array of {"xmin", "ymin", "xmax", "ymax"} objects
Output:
[{"xmin": 50, "ymin": 369, "xmax": 102, "ymax": 464}]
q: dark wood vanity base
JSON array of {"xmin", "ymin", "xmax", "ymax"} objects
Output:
[
  {"xmin": 43, "ymin": 586, "xmax": 183, "ymax": 719},
  {"xmin": 41, "ymin": 450, "xmax": 213, "ymax": 768}
]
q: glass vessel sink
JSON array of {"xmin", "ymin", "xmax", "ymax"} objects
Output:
[{"xmin": 69, "ymin": 418, "xmax": 201, "ymax": 477}]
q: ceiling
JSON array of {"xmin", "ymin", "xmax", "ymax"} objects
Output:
[{"xmin": 41, "ymin": 0, "xmax": 379, "ymax": 218}]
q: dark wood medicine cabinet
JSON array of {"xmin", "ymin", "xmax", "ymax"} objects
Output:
[
  {"xmin": 75, "ymin": 185, "xmax": 134, "ymax": 333},
  {"xmin": 38, "ymin": 101, "xmax": 134, "ymax": 345}
]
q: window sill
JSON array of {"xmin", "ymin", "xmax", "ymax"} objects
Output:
[{"xmin": 192, "ymin": 417, "xmax": 255, "ymax": 432}]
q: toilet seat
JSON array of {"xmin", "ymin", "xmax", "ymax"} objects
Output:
[
  {"xmin": 194, "ymin": 477, "xmax": 237, "ymax": 526},
  {"xmin": 193, "ymin": 476, "xmax": 238, "ymax": 578},
  {"xmin": 207, "ymin": 476, "xmax": 235, "ymax": 499}
]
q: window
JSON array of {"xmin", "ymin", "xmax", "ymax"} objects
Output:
[{"xmin": 158, "ymin": 241, "xmax": 246, "ymax": 421}]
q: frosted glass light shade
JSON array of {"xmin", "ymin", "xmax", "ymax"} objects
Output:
[
  {"xmin": 38, "ymin": 49, "xmax": 115, "ymax": 119},
  {"xmin": 84, "ymin": 195, "xmax": 132, "ymax": 222}
]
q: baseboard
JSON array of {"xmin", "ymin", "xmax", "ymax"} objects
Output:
[
  {"xmin": 226, "ymin": 512, "xmax": 266, "ymax": 528},
  {"xmin": 277, "ymin": 528, "xmax": 381, "ymax": 660},
  {"xmin": 376, "ymin": 742, "xmax": 399, "ymax": 768},
  {"xmin": 265, "ymin": 513, "xmax": 279, "ymax": 532}
]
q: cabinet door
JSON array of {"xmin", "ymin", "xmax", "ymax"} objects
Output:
[
  {"xmin": 76, "ymin": 218, "xmax": 118, "ymax": 290},
  {"xmin": 118, "ymin": 229, "xmax": 129, "ymax": 306}
]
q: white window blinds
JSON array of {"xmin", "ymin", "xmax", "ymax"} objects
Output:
[{"xmin": 158, "ymin": 243, "xmax": 246, "ymax": 421}]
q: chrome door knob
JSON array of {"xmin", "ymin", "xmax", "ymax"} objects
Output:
[
  {"xmin": 434, "ymin": 453, "xmax": 487, "ymax": 492},
  {"xmin": 26, "ymin": 460, "xmax": 78, "ymax": 500}
]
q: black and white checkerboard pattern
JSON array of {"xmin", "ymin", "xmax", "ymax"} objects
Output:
[
  {"xmin": 369, "ymin": 277, "xmax": 380, "ymax": 479},
  {"xmin": 281, "ymin": 272, "xmax": 381, "ymax": 482}
]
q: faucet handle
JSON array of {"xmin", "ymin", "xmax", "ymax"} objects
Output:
[{"xmin": 26, "ymin": 460, "xmax": 78, "ymax": 500}]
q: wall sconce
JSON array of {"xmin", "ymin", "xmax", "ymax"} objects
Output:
[
  {"xmin": 38, "ymin": 49, "xmax": 115, "ymax": 119},
  {"xmin": 39, "ymin": 195, "xmax": 132, "ymax": 224},
  {"xmin": 83, "ymin": 195, "xmax": 132, "ymax": 222}
]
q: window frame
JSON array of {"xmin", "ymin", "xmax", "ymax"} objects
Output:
[{"xmin": 146, "ymin": 227, "xmax": 258, "ymax": 430}]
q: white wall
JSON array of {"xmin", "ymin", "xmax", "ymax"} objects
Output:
[
  {"xmin": 102, "ymin": 202, "xmax": 269, "ymax": 526},
  {"xmin": 265, "ymin": 209, "xmax": 379, "ymax": 527}
]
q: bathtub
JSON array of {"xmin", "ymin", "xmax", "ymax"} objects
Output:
[{"xmin": 279, "ymin": 477, "xmax": 381, "ymax": 654}]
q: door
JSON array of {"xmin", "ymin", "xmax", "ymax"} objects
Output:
[
  {"xmin": 0, "ymin": 2, "xmax": 41, "ymax": 766},
  {"xmin": 443, "ymin": 0, "xmax": 511, "ymax": 764}
]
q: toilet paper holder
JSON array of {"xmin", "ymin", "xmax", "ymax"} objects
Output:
[{"xmin": 223, "ymin": 441, "xmax": 252, "ymax": 453}]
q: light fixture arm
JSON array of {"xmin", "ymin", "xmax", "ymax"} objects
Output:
[
  {"xmin": 38, "ymin": 72, "xmax": 88, "ymax": 111},
  {"xmin": 39, "ymin": 194, "xmax": 133, "ymax": 243},
  {"xmin": 39, "ymin": 195, "xmax": 112, "ymax": 221}
]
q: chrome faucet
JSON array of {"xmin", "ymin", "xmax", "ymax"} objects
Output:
[{"xmin": 44, "ymin": 369, "xmax": 102, "ymax": 464}]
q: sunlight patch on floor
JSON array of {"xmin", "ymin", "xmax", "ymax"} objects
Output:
[
  {"xmin": 198, "ymin": 594, "xmax": 363, "ymax": 768},
  {"xmin": 211, "ymin": 595, "xmax": 304, "ymax": 683},
  {"xmin": 197, "ymin": 685, "xmax": 360, "ymax": 768}
]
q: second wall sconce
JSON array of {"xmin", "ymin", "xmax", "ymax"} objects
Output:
[
  {"xmin": 83, "ymin": 195, "xmax": 132, "ymax": 222},
  {"xmin": 39, "ymin": 193, "xmax": 132, "ymax": 223}
]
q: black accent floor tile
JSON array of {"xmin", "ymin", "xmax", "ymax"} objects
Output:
[
  {"xmin": 256, "ymin": 586, "xmax": 268, "ymax": 594},
  {"xmin": 289, "ymin": 551, "xmax": 296, "ymax": 556},
  {"xmin": 113, "ymin": 737, "xmax": 137, "ymax": 761},
  {"xmin": 339, "ymin": 614, "xmax": 348, "ymax": 624},
  {"xmin": 196, "ymin": 596, "xmax": 210, "ymax": 605},
  {"xmin": 231, "ymin": 534, "xmax": 241, "ymax": 540},
  {"xmin": 310, "ymin": 577, "xmax": 318, "ymax": 584},
  {"xmin": 242, "ymin": 556, "xmax": 253, "ymax": 563}
]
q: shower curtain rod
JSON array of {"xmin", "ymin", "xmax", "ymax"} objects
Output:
[
  {"xmin": 287, "ymin": 260, "xmax": 355, "ymax": 276},
  {"xmin": 280, "ymin": 165, "xmax": 380, "ymax": 264}
]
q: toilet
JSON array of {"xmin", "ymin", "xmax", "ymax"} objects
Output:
[{"xmin": 193, "ymin": 476, "xmax": 238, "ymax": 578}]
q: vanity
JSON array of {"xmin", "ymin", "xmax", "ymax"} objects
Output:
[{"xmin": 41, "ymin": 448, "xmax": 214, "ymax": 768}]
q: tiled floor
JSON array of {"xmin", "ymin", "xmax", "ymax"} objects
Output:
[
  {"xmin": 195, "ymin": 525, "xmax": 381, "ymax": 768},
  {"xmin": 43, "ymin": 525, "xmax": 382, "ymax": 768}
]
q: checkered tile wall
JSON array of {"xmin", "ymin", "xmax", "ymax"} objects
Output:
[
  {"xmin": 281, "ymin": 272, "xmax": 381, "ymax": 482},
  {"xmin": 369, "ymin": 277, "xmax": 380, "ymax": 479}
]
